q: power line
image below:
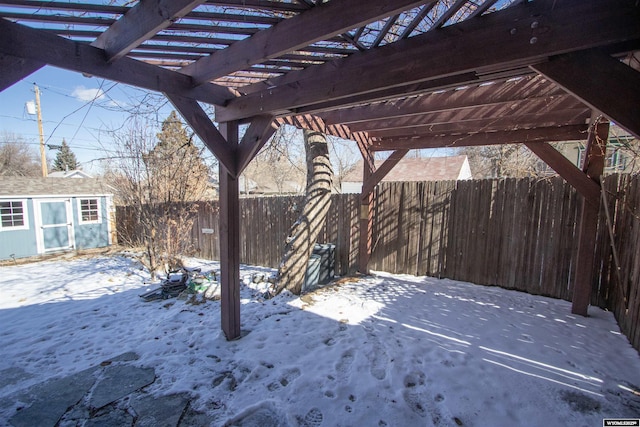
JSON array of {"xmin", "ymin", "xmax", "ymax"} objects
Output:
[
  {"xmin": 39, "ymin": 79, "xmax": 116, "ymax": 146},
  {"xmin": 67, "ymin": 79, "xmax": 108, "ymax": 145}
]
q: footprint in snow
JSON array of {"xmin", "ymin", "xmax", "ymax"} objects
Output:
[
  {"xmin": 225, "ymin": 401, "xmax": 287, "ymax": 427},
  {"xmin": 441, "ymin": 359, "xmax": 455, "ymax": 368},
  {"xmin": 267, "ymin": 367, "xmax": 301, "ymax": 391},
  {"xmin": 366, "ymin": 332, "xmax": 389, "ymax": 380},
  {"xmin": 212, "ymin": 365, "xmax": 252, "ymax": 392},
  {"xmin": 296, "ymin": 407, "xmax": 323, "ymax": 427},
  {"xmin": 335, "ymin": 350, "xmax": 355, "ymax": 380},
  {"xmin": 402, "ymin": 372, "xmax": 458, "ymax": 426},
  {"xmin": 323, "ymin": 337, "xmax": 336, "ymax": 347}
]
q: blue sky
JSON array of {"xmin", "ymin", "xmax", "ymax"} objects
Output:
[
  {"xmin": 0, "ymin": 65, "xmax": 454, "ymax": 176},
  {"xmin": 0, "ymin": 66, "xmax": 183, "ymax": 174}
]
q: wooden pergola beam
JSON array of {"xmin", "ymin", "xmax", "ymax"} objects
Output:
[
  {"xmin": 216, "ymin": 0, "xmax": 640, "ymax": 121},
  {"xmin": 166, "ymin": 93, "xmax": 238, "ymax": 176},
  {"xmin": 181, "ymin": 0, "xmax": 431, "ymax": 84},
  {"xmin": 0, "ymin": 53, "xmax": 43, "ymax": 91},
  {"xmin": 532, "ymin": 49, "xmax": 640, "ymax": 139},
  {"xmin": 370, "ymin": 125, "xmax": 588, "ymax": 151},
  {"xmin": 319, "ymin": 76, "xmax": 567, "ymax": 126},
  {"xmin": 524, "ymin": 142, "xmax": 600, "ymax": 207},
  {"xmin": 294, "ymin": 73, "xmax": 482, "ymax": 116},
  {"xmin": 360, "ymin": 108, "xmax": 590, "ymax": 137},
  {"xmin": 92, "ymin": 0, "xmax": 206, "ymax": 61},
  {"xmin": 0, "ymin": 18, "xmax": 235, "ymax": 105}
]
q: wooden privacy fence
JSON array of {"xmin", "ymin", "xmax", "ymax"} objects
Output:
[
  {"xmin": 370, "ymin": 178, "xmax": 581, "ymax": 300},
  {"xmin": 116, "ymin": 174, "xmax": 640, "ymax": 351},
  {"xmin": 117, "ymin": 194, "xmax": 361, "ymax": 277},
  {"xmin": 368, "ymin": 175, "xmax": 639, "ymax": 352}
]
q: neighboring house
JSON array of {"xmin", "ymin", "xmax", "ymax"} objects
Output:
[
  {"xmin": 239, "ymin": 175, "xmax": 304, "ymax": 195},
  {"xmin": 547, "ymin": 126, "xmax": 638, "ymax": 174},
  {"xmin": 48, "ymin": 169, "xmax": 93, "ymax": 179},
  {"xmin": 555, "ymin": 141, "xmax": 635, "ymax": 174},
  {"xmin": 341, "ymin": 155, "xmax": 473, "ymax": 193},
  {"xmin": 0, "ymin": 177, "xmax": 115, "ymax": 260}
]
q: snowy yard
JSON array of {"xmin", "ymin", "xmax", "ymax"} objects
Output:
[{"xmin": 1, "ymin": 253, "xmax": 639, "ymax": 426}]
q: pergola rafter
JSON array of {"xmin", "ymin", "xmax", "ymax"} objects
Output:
[
  {"xmin": 92, "ymin": 0, "xmax": 209, "ymax": 62},
  {"xmin": 180, "ymin": 0, "xmax": 430, "ymax": 84},
  {"xmin": 370, "ymin": 125, "xmax": 589, "ymax": 151},
  {"xmin": 214, "ymin": 0, "xmax": 640, "ymax": 121},
  {"xmin": 1, "ymin": 0, "xmax": 639, "ymax": 338}
]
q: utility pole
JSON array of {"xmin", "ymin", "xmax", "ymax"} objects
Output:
[{"xmin": 34, "ymin": 84, "xmax": 47, "ymax": 177}]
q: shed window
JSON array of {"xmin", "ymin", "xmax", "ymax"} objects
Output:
[
  {"xmin": 79, "ymin": 198, "xmax": 100, "ymax": 223},
  {"xmin": 0, "ymin": 200, "xmax": 28, "ymax": 230}
]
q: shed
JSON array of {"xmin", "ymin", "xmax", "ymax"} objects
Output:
[
  {"xmin": 342, "ymin": 155, "xmax": 472, "ymax": 193},
  {"xmin": 0, "ymin": 177, "xmax": 115, "ymax": 260}
]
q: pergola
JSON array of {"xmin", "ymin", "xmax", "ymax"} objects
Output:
[{"xmin": 1, "ymin": 0, "xmax": 638, "ymax": 340}]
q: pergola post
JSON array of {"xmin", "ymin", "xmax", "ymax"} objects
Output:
[
  {"xmin": 358, "ymin": 148, "xmax": 409, "ymax": 273},
  {"xmin": 572, "ymin": 116, "xmax": 609, "ymax": 316},
  {"xmin": 219, "ymin": 121, "xmax": 241, "ymax": 340},
  {"xmin": 358, "ymin": 148, "xmax": 375, "ymax": 274}
]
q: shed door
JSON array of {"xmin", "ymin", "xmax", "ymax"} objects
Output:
[{"xmin": 35, "ymin": 199, "xmax": 75, "ymax": 253}]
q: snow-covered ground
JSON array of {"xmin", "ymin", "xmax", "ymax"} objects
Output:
[{"xmin": 1, "ymin": 253, "xmax": 639, "ymax": 426}]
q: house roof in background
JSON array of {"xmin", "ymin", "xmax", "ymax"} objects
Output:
[
  {"xmin": 0, "ymin": 177, "xmax": 113, "ymax": 197},
  {"xmin": 47, "ymin": 170, "xmax": 93, "ymax": 179},
  {"xmin": 344, "ymin": 155, "xmax": 469, "ymax": 183}
]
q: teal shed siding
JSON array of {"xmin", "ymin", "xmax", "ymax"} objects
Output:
[
  {"xmin": 72, "ymin": 197, "xmax": 111, "ymax": 249},
  {"xmin": 0, "ymin": 199, "xmax": 38, "ymax": 259}
]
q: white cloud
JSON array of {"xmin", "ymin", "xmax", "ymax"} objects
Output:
[{"xmin": 71, "ymin": 86, "xmax": 106, "ymax": 102}]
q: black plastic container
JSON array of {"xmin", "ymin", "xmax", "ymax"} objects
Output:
[{"xmin": 313, "ymin": 243, "xmax": 335, "ymax": 284}]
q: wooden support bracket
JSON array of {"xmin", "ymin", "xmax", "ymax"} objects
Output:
[
  {"xmin": 0, "ymin": 53, "xmax": 43, "ymax": 92},
  {"xmin": 166, "ymin": 93, "xmax": 238, "ymax": 177},
  {"xmin": 524, "ymin": 142, "xmax": 600, "ymax": 208},
  {"xmin": 361, "ymin": 149, "xmax": 410, "ymax": 196},
  {"xmin": 533, "ymin": 49, "xmax": 640, "ymax": 139},
  {"xmin": 236, "ymin": 115, "xmax": 277, "ymax": 175}
]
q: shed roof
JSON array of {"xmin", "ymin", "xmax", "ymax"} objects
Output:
[
  {"xmin": 344, "ymin": 156, "xmax": 470, "ymax": 183},
  {"xmin": 0, "ymin": 177, "xmax": 114, "ymax": 197},
  {"xmin": 47, "ymin": 170, "xmax": 93, "ymax": 179}
]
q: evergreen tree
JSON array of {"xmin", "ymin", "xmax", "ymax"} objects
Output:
[
  {"xmin": 52, "ymin": 139, "xmax": 79, "ymax": 172},
  {"xmin": 145, "ymin": 110, "xmax": 210, "ymax": 203},
  {"xmin": 106, "ymin": 112, "xmax": 211, "ymax": 275}
]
